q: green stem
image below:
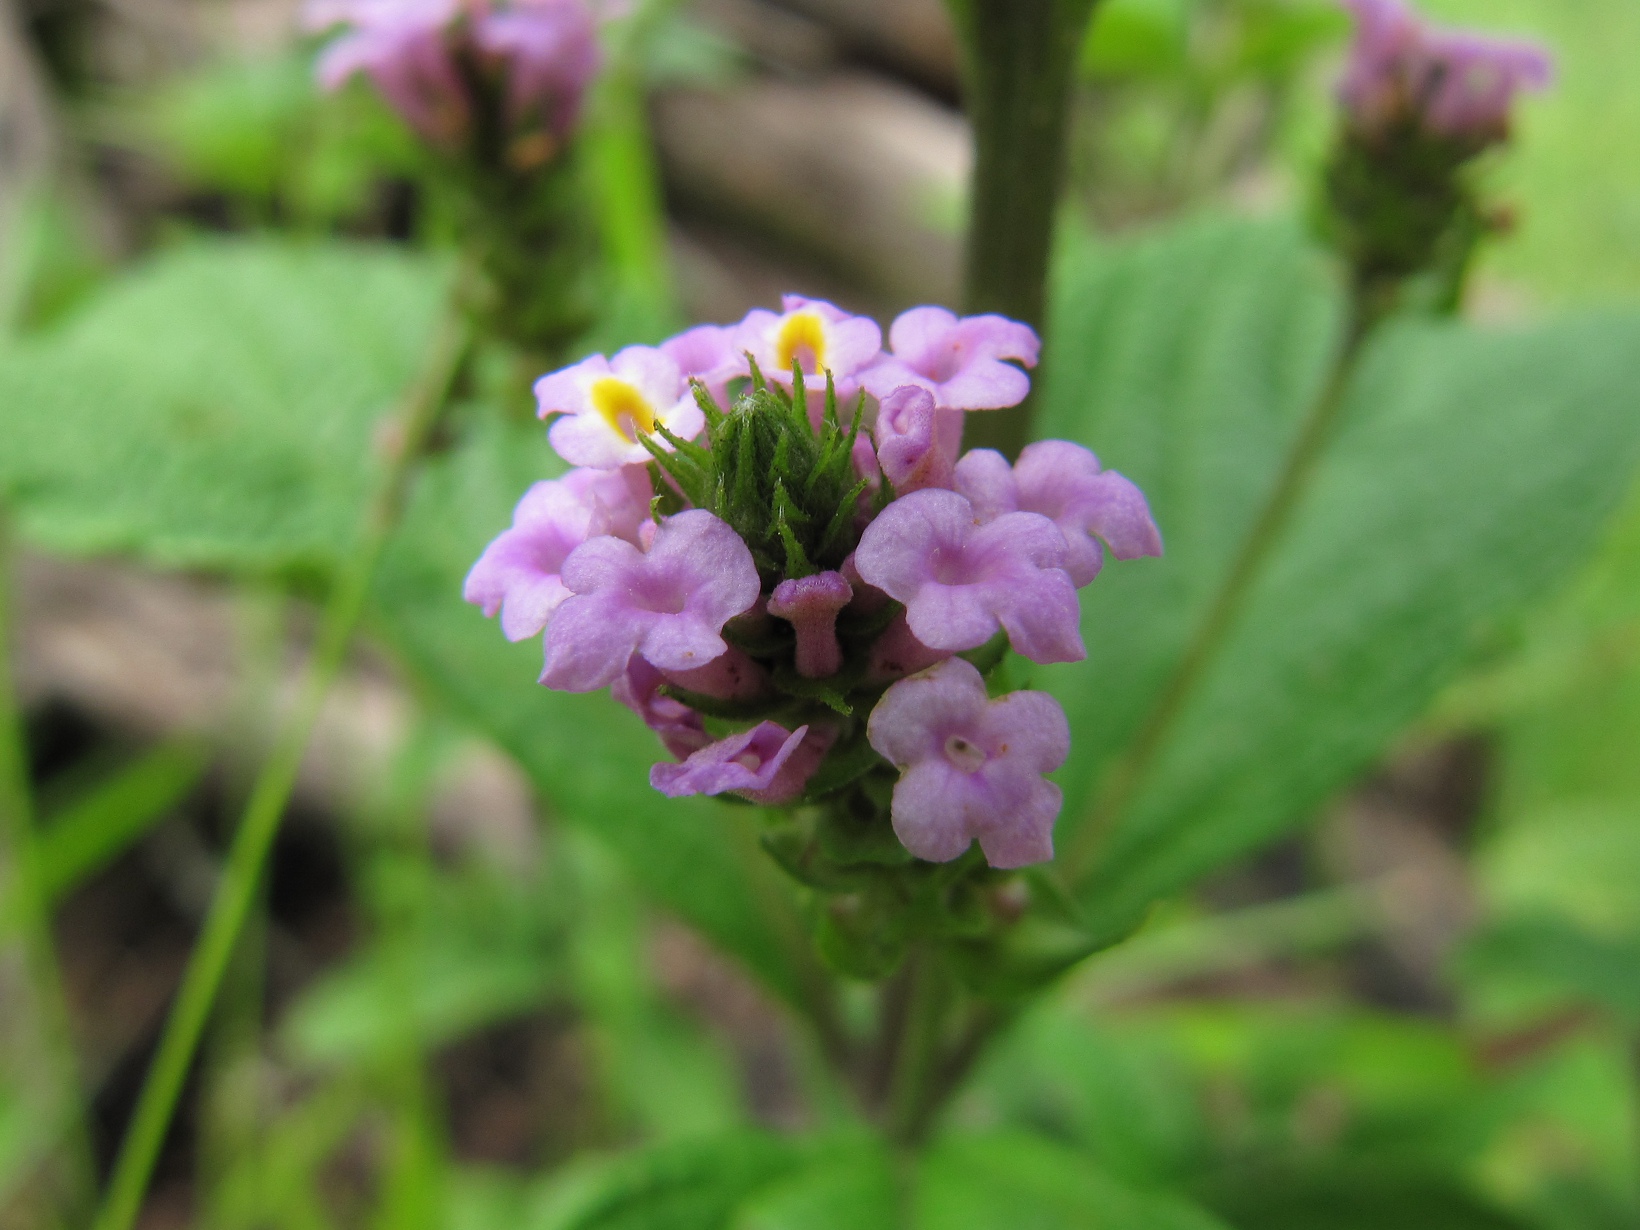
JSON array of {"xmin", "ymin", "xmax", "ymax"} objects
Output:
[
  {"xmin": 0, "ymin": 508, "xmax": 98, "ymax": 1220},
  {"xmin": 91, "ymin": 312, "xmax": 472, "ymax": 1230},
  {"xmin": 885, "ymin": 953, "xmax": 951, "ymax": 1148},
  {"xmin": 1062, "ymin": 287, "xmax": 1384, "ymax": 886},
  {"xmin": 948, "ymin": 0, "xmax": 1103, "ymax": 459}
]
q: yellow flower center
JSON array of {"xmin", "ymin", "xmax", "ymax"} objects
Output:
[
  {"xmin": 590, "ymin": 377, "xmax": 658, "ymax": 442},
  {"xmin": 775, "ymin": 311, "xmax": 828, "ymax": 375}
]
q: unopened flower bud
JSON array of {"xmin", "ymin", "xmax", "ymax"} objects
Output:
[{"xmin": 768, "ymin": 571, "xmax": 853, "ymax": 678}]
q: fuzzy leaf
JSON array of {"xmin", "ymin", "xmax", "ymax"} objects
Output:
[
  {"xmin": 0, "ymin": 239, "xmax": 446, "ymax": 574},
  {"xmin": 1037, "ymin": 216, "xmax": 1640, "ymax": 944}
]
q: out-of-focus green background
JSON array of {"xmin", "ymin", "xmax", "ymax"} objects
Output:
[{"xmin": 3, "ymin": 0, "xmax": 1640, "ymax": 1227}]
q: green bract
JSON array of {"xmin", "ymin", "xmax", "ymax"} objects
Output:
[{"xmin": 643, "ymin": 364, "xmax": 880, "ymax": 583}]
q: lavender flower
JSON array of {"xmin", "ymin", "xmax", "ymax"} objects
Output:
[
  {"xmin": 1339, "ymin": 0, "xmax": 1551, "ymax": 142},
  {"xmin": 540, "ymin": 509, "xmax": 760, "ymax": 691},
  {"xmin": 472, "ymin": 0, "xmax": 601, "ymax": 151},
  {"xmin": 309, "ymin": 0, "xmax": 470, "ymax": 146},
  {"xmin": 535, "ymin": 345, "xmax": 707, "ymax": 469},
  {"xmin": 853, "ymin": 489, "xmax": 1085, "ymax": 665},
  {"xmin": 861, "ymin": 307, "xmax": 1040, "ymax": 411},
  {"xmin": 874, "ymin": 386, "xmax": 962, "ymax": 495},
  {"xmin": 650, "ymin": 722, "xmax": 818, "ymax": 805},
  {"xmin": 955, "ymin": 442, "xmax": 1162, "ymax": 588},
  {"xmin": 612, "ymin": 655, "xmax": 710, "ymax": 760},
  {"xmin": 308, "ymin": 0, "xmax": 605, "ymax": 157},
  {"xmin": 464, "ymin": 465, "xmax": 651, "ymax": 640},
  {"xmin": 735, "ymin": 297, "xmax": 882, "ymax": 406},
  {"xmin": 867, "ymin": 658, "xmax": 1069, "ymax": 868},
  {"xmin": 660, "ymin": 324, "xmax": 747, "ymax": 408}
]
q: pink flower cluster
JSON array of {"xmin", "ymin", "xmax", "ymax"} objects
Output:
[
  {"xmin": 1339, "ymin": 0, "xmax": 1551, "ymax": 142},
  {"xmin": 467, "ymin": 297, "xmax": 1162, "ymax": 870},
  {"xmin": 305, "ymin": 0, "xmax": 602, "ymax": 158}
]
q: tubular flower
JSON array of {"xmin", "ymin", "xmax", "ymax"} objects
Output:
[
  {"xmin": 541, "ymin": 509, "xmax": 760, "ymax": 691},
  {"xmin": 955, "ymin": 442, "xmax": 1163, "ymax": 588},
  {"xmin": 867, "ymin": 658, "xmax": 1070, "ymax": 869},
  {"xmin": 535, "ymin": 346, "xmax": 707, "ymax": 469},
  {"xmin": 650, "ymin": 722, "xmax": 820, "ymax": 805},
  {"xmin": 853, "ymin": 489, "xmax": 1085, "ymax": 665},
  {"xmin": 862, "ymin": 307, "xmax": 1040, "ymax": 412},
  {"xmin": 469, "ymin": 294, "xmax": 1161, "ymax": 883},
  {"xmin": 463, "ymin": 465, "xmax": 651, "ymax": 640}
]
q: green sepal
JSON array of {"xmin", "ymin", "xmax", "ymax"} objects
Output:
[{"xmin": 770, "ymin": 664, "xmax": 855, "ymax": 715}]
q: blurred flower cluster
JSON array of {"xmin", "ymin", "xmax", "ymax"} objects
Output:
[
  {"xmin": 306, "ymin": 0, "xmax": 604, "ymax": 170},
  {"xmin": 467, "ymin": 299, "xmax": 1162, "ymax": 870},
  {"xmin": 1325, "ymin": 0, "xmax": 1552, "ymax": 309}
]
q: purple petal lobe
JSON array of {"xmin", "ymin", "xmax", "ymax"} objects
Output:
[
  {"xmin": 854, "ymin": 490, "xmax": 1083, "ymax": 664},
  {"xmin": 866, "ymin": 658, "xmax": 1070, "ymax": 869},
  {"xmin": 541, "ymin": 509, "xmax": 759, "ymax": 691}
]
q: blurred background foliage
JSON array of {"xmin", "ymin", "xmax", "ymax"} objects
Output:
[{"xmin": 3, "ymin": 0, "xmax": 1640, "ymax": 1227}]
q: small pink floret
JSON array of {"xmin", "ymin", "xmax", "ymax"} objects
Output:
[
  {"xmin": 867, "ymin": 657, "xmax": 1069, "ymax": 868},
  {"xmin": 651, "ymin": 721, "xmax": 821, "ymax": 805},
  {"xmin": 853, "ymin": 489, "xmax": 1085, "ymax": 665},
  {"xmin": 955, "ymin": 442, "xmax": 1162, "ymax": 588},
  {"xmin": 540, "ymin": 509, "xmax": 760, "ymax": 692},
  {"xmin": 861, "ymin": 307, "xmax": 1039, "ymax": 412},
  {"xmin": 464, "ymin": 465, "xmax": 651, "ymax": 641}
]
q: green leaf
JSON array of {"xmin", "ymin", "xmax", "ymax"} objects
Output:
[
  {"xmin": 0, "ymin": 239, "xmax": 447, "ymax": 574},
  {"xmin": 1459, "ymin": 915, "xmax": 1640, "ymax": 1027},
  {"xmin": 729, "ymin": 1135, "xmax": 897, "ymax": 1230},
  {"xmin": 1199, "ymin": 1164, "xmax": 1534, "ymax": 1230},
  {"xmin": 915, "ymin": 1131, "xmax": 1229, "ymax": 1230},
  {"xmin": 371, "ymin": 417, "xmax": 809, "ymax": 1005},
  {"xmin": 528, "ymin": 1132, "xmax": 801, "ymax": 1230},
  {"xmin": 1039, "ymin": 216, "xmax": 1640, "ymax": 943},
  {"xmin": 35, "ymin": 737, "xmax": 209, "ymax": 902}
]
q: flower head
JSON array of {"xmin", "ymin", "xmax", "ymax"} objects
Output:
[
  {"xmin": 867, "ymin": 658, "xmax": 1069, "ymax": 868},
  {"xmin": 541, "ymin": 509, "xmax": 760, "ymax": 691},
  {"xmin": 955, "ymin": 442, "xmax": 1162, "ymax": 588},
  {"xmin": 1339, "ymin": 0, "xmax": 1551, "ymax": 142},
  {"xmin": 862, "ymin": 307, "xmax": 1039, "ymax": 411},
  {"xmin": 854, "ymin": 489, "xmax": 1084, "ymax": 665},
  {"xmin": 734, "ymin": 296, "xmax": 882, "ymax": 405},
  {"xmin": 464, "ymin": 466, "xmax": 651, "ymax": 640},
  {"xmin": 651, "ymin": 721, "xmax": 831, "ymax": 806},
  {"xmin": 536, "ymin": 345, "xmax": 706, "ymax": 469}
]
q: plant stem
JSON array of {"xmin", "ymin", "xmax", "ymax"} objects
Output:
[
  {"xmin": 91, "ymin": 312, "xmax": 472, "ymax": 1230},
  {"xmin": 0, "ymin": 507, "xmax": 98, "ymax": 1220},
  {"xmin": 885, "ymin": 953, "xmax": 952, "ymax": 1148},
  {"xmin": 1062, "ymin": 286, "xmax": 1384, "ymax": 886},
  {"xmin": 948, "ymin": 0, "xmax": 1102, "ymax": 459}
]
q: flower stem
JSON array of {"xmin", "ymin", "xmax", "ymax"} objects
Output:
[
  {"xmin": 0, "ymin": 507, "xmax": 98, "ymax": 1221},
  {"xmin": 885, "ymin": 953, "xmax": 951, "ymax": 1148},
  {"xmin": 91, "ymin": 311, "xmax": 472, "ymax": 1230},
  {"xmin": 1062, "ymin": 284, "xmax": 1387, "ymax": 887},
  {"xmin": 947, "ymin": 0, "xmax": 1102, "ymax": 459}
]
